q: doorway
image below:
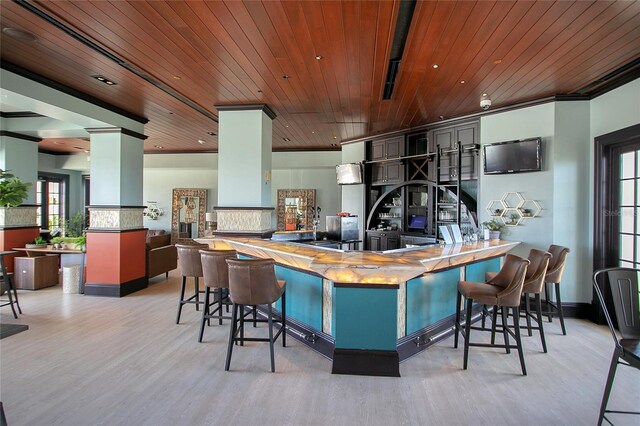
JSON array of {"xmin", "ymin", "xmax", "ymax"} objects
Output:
[{"xmin": 593, "ymin": 123, "xmax": 640, "ymax": 322}]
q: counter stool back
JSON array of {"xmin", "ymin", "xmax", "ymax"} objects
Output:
[
  {"xmin": 224, "ymin": 258, "xmax": 286, "ymax": 373},
  {"xmin": 543, "ymin": 245, "xmax": 570, "ymax": 334},
  {"xmin": 592, "ymin": 268, "xmax": 640, "ymax": 426},
  {"xmin": 198, "ymin": 249, "xmax": 237, "ymax": 342},
  {"xmin": 455, "ymin": 254, "xmax": 530, "ymax": 375},
  {"xmin": 175, "ymin": 243, "xmax": 208, "ymax": 324}
]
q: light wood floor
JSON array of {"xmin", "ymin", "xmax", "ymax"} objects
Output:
[{"xmin": 1, "ymin": 272, "xmax": 638, "ymax": 426}]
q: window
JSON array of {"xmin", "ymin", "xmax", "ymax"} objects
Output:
[{"xmin": 37, "ymin": 173, "xmax": 69, "ymax": 230}]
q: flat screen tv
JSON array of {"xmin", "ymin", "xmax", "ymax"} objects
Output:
[
  {"xmin": 336, "ymin": 163, "xmax": 363, "ymax": 185},
  {"xmin": 483, "ymin": 137, "xmax": 542, "ymax": 175}
]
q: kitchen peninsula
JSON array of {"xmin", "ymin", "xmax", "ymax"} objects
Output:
[{"xmin": 200, "ymin": 236, "xmax": 518, "ymax": 376}]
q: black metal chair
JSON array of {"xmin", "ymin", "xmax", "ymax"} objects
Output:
[
  {"xmin": 592, "ymin": 268, "xmax": 640, "ymax": 426},
  {"xmin": 0, "ymin": 251, "xmax": 22, "ymax": 319}
]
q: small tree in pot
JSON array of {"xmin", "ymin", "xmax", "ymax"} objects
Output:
[{"xmin": 0, "ymin": 169, "xmax": 31, "ymax": 207}]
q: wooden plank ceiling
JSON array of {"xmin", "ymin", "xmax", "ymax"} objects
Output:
[{"xmin": 1, "ymin": 0, "xmax": 639, "ymax": 154}]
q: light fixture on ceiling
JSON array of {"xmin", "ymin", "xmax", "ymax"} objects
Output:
[
  {"xmin": 283, "ymin": 137, "xmax": 291, "ymax": 142},
  {"xmin": 83, "ymin": 150, "xmax": 90, "ymax": 153},
  {"xmin": 315, "ymin": 55, "xmax": 322, "ymax": 60},
  {"xmin": 493, "ymin": 59, "xmax": 502, "ymax": 64},
  {"xmin": 198, "ymin": 139, "xmax": 205, "ymax": 144},
  {"xmin": 333, "ymin": 136, "xmax": 338, "ymax": 139},
  {"xmin": 460, "ymin": 80, "xmax": 466, "ymax": 84},
  {"xmin": 282, "ymin": 75, "xmax": 290, "ymax": 79},
  {"xmin": 257, "ymin": 89, "xmax": 262, "ymax": 93},
  {"xmin": 92, "ymin": 75, "xmax": 117, "ymax": 85},
  {"xmin": 2, "ymin": 27, "xmax": 38, "ymax": 43},
  {"xmin": 154, "ymin": 145, "xmax": 164, "ymax": 149},
  {"xmin": 432, "ymin": 64, "xmax": 439, "ymax": 69},
  {"xmin": 311, "ymin": 131, "xmax": 315, "ymax": 134},
  {"xmin": 207, "ymin": 132, "xmax": 216, "ymax": 136},
  {"xmin": 285, "ymin": 125, "xmax": 289, "ymax": 128},
  {"xmin": 480, "ymin": 93, "xmax": 492, "ymax": 111},
  {"xmin": 173, "ymin": 75, "xmax": 181, "ymax": 80}
]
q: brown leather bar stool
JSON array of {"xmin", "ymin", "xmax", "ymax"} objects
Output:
[
  {"xmin": 198, "ymin": 249, "xmax": 237, "ymax": 342},
  {"xmin": 495, "ymin": 249, "xmax": 552, "ymax": 353},
  {"xmin": 455, "ymin": 254, "xmax": 530, "ymax": 375},
  {"xmin": 543, "ymin": 245, "xmax": 570, "ymax": 335},
  {"xmin": 225, "ymin": 258, "xmax": 286, "ymax": 373},
  {"xmin": 175, "ymin": 243, "xmax": 208, "ymax": 324}
]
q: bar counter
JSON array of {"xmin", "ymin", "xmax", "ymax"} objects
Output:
[{"xmin": 199, "ymin": 236, "xmax": 518, "ymax": 376}]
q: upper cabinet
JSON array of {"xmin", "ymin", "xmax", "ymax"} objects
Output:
[
  {"xmin": 371, "ymin": 136, "xmax": 405, "ymax": 161},
  {"xmin": 429, "ymin": 121, "xmax": 479, "ymax": 181}
]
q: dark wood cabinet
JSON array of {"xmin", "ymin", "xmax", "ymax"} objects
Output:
[
  {"xmin": 366, "ymin": 230, "xmax": 400, "ymax": 251},
  {"xmin": 371, "ymin": 161, "xmax": 404, "ymax": 185},
  {"xmin": 371, "ymin": 136, "xmax": 405, "ymax": 161},
  {"xmin": 14, "ymin": 255, "xmax": 59, "ymax": 290},
  {"xmin": 431, "ymin": 121, "xmax": 479, "ymax": 181}
]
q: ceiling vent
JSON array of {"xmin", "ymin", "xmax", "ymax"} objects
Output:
[{"xmin": 382, "ymin": 0, "xmax": 417, "ymax": 100}]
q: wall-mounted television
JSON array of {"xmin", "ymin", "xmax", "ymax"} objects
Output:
[
  {"xmin": 336, "ymin": 163, "xmax": 363, "ymax": 185},
  {"xmin": 483, "ymin": 137, "xmax": 542, "ymax": 175}
]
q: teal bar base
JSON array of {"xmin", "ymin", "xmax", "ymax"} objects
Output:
[{"xmin": 332, "ymin": 349, "xmax": 400, "ymax": 377}]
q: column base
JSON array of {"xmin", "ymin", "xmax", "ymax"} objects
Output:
[
  {"xmin": 84, "ymin": 276, "xmax": 148, "ymax": 297},
  {"xmin": 331, "ymin": 349, "xmax": 400, "ymax": 377}
]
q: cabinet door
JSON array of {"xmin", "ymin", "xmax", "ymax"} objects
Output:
[
  {"xmin": 433, "ymin": 128, "xmax": 454, "ymax": 151},
  {"xmin": 385, "ymin": 161, "xmax": 404, "ymax": 184},
  {"xmin": 455, "ymin": 123, "xmax": 477, "ymax": 146},
  {"xmin": 385, "ymin": 136, "xmax": 404, "ymax": 159},
  {"xmin": 371, "ymin": 164, "xmax": 386, "ymax": 185},
  {"xmin": 371, "ymin": 140, "xmax": 386, "ymax": 161},
  {"xmin": 368, "ymin": 234, "xmax": 381, "ymax": 251},
  {"xmin": 434, "ymin": 128, "xmax": 455, "ymax": 182},
  {"xmin": 385, "ymin": 236, "xmax": 400, "ymax": 251},
  {"xmin": 456, "ymin": 123, "xmax": 478, "ymax": 179}
]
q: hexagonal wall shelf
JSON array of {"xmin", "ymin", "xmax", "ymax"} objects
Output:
[
  {"xmin": 486, "ymin": 200, "xmax": 506, "ymax": 217},
  {"xmin": 486, "ymin": 192, "xmax": 541, "ymax": 226}
]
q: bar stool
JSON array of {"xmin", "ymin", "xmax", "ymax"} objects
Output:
[
  {"xmin": 543, "ymin": 245, "xmax": 570, "ymax": 334},
  {"xmin": 497, "ymin": 249, "xmax": 552, "ymax": 352},
  {"xmin": 0, "ymin": 251, "xmax": 21, "ymax": 319},
  {"xmin": 225, "ymin": 258, "xmax": 286, "ymax": 373},
  {"xmin": 455, "ymin": 254, "xmax": 530, "ymax": 375},
  {"xmin": 175, "ymin": 243, "xmax": 208, "ymax": 324},
  {"xmin": 198, "ymin": 249, "xmax": 237, "ymax": 342}
]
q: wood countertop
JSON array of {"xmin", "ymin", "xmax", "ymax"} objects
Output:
[{"xmin": 196, "ymin": 237, "xmax": 518, "ymax": 285}]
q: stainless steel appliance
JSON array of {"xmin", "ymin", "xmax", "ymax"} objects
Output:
[{"xmin": 326, "ymin": 216, "xmax": 359, "ymax": 241}]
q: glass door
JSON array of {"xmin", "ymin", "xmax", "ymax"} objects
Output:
[{"xmin": 616, "ymin": 148, "xmax": 640, "ymax": 268}]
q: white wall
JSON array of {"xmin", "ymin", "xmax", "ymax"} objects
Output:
[
  {"xmin": 341, "ymin": 142, "xmax": 366, "ymax": 242},
  {"xmin": 480, "ymin": 103, "xmax": 556, "ymax": 257}
]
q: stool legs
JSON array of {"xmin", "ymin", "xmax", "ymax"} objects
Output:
[
  {"xmin": 554, "ymin": 283, "xmax": 567, "ymax": 335},
  {"xmin": 512, "ymin": 307, "xmax": 527, "ymax": 376},
  {"xmin": 454, "ymin": 291, "xmax": 462, "ymax": 349},
  {"xmin": 462, "ymin": 298, "xmax": 473, "ymax": 370},
  {"xmin": 225, "ymin": 303, "xmax": 239, "ymax": 371},
  {"xmin": 535, "ymin": 293, "xmax": 548, "ymax": 353},
  {"xmin": 198, "ymin": 287, "xmax": 210, "ymax": 343},
  {"xmin": 176, "ymin": 276, "xmax": 187, "ymax": 324},
  {"xmin": 524, "ymin": 294, "xmax": 533, "ymax": 336},
  {"xmin": 194, "ymin": 277, "xmax": 200, "ymax": 311},
  {"xmin": 281, "ymin": 291, "xmax": 287, "ymax": 347},
  {"xmin": 267, "ymin": 304, "xmax": 275, "ymax": 372},
  {"xmin": 544, "ymin": 283, "xmax": 553, "ymax": 322},
  {"xmin": 501, "ymin": 307, "xmax": 511, "ymax": 354}
]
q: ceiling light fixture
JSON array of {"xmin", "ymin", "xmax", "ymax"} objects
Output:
[
  {"xmin": 493, "ymin": 59, "xmax": 502, "ymax": 64},
  {"xmin": 283, "ymin": 137, "xmax": 291, "ymax": 142},
  {"xmin": 92, "ymin": 75, "xmax": 117, "ymax": 85},
  {"xmin": 207, "ymin": 132, "xmax": 216, "ymax": 136},
  {"xmin": 460, "ymin": 80, "xmax": 465, "ymax": 84},
  {"xmin": 198, "ymin": 139, "xmax": 205, "ymax": 144},
  {"xmin": 2, "ymin": 27, "xmax": 38, "ymax": 43},
  {"xmin": 333, "ymin": 136, "xmax": 338, "ymax": 139},
  {"xmin": 154, "ymin": 145, "xmax": 164, "ymax": 149},
  {"xmin": 482, "ymin": 93, "xmax": 488, "ymax": 97},
  {"xmin": 173, "ymin": 75, "xmax": 181, "ymax": 80},
  {"xmin": 315, "ymin": 55, "xmax": 322, "ymax": 60},
  {"xmin": 432, "ymin": 64, "xmax": 439, "ymax": 69},
  {"xmin": 83, "ymin": 150, "xmax": 90, "ymax": 153},
  {"xmin": 282, "ymin": 75, "xmax": 290, "ymax": 79}
]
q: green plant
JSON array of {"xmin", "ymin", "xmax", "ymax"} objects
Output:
[
  {"xmin": 482, "ymin": 218, "xmax": 504, "ymax": 231},
  {"xmin": 0, "ymin": 169, "xmax": 32, "ymax": 207},
  {"xmin": 32, "ymin": 236, "xmax": 46, "ymax": 245},
  {"xmin": 64, "ymin": 212, "xmax": 85, "ymax": 237},
  {"xmin": 73, "ymin": 234, "xmax": 86, "ymax": 250}
]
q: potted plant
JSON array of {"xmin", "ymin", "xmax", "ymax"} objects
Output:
[
  {"xmin": 73, "ymin": 234, "xmax": 87, "ymax": 251},
  {"xmin": 0, "ymin": 169, "xmax": 32, "ymax": 227},
  {"xmin": 482, "ymin": 218, "xmax": 505, "ymax": 240},
  {"xmin": 26, "ymin": 236, "xmax": 47, "ymax": 249}
]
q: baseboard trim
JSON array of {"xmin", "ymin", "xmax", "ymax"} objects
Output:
[
  {"xmin": 84, "ymin": 276, "xmax": 148, "ymax": 297},
  {"xmin": 332, "ymin": 349, "xmax": 400, "ymax": 377}
]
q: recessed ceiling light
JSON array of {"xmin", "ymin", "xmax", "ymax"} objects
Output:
[
  {"xmin": 207, "ymin": 132, "xmax": 216, "ymax": 136},
  {"xmin": 283, "ymin": 137, "xmax": 291, "ymax": 142},
  {"xmin": 198, "ymin": 139, "xmax": 205, "ymax": 144},
  {"xmin": 432, "ymin": 64, "xmax": 439, "ymax": 69},
  {"xmin": 333, "ymin": 136, "xmax": 337, "ymax": 139},
  {"xmin": 92, "ymin": 75, "xmax": 117, "ymax": 85},
  {"xmin": 285, "ymin": 125, "xmax": 289, "ymax": 128},
  {"xmin": 2, "ymin": 28, "xmax": 38, "ymax": 43},
  {"xmin": 257, "ymin": 89, "xmax": 262, "ymax": 93},
  {"xmin": 312, "ymin": 131, "xmax": 315, "ymax": 134},
  {"xmin": 173, "ymin": 75, "xmax": 181, "ymax": 80},
  {"xmin": 482, "ymin": 93, "xmax": 488, "ymax": 97},
  {"xmin": 315, "ymin": 55, "xmax": 322, "ymax": 60},
  {"xmin": 493, "ymin": 59, "xmax": 502, "ymax": 64},
  {"xmin": 154, "ymin": 145, "xmax": 164, "ymax": 149},
  {"xmin": 460, "ymin": 80, "xmax": 465, "ymax": 84},
  {"xmin": 282, "ymin": 75, "xmax": 290, "ymax": 79},
  {"xmin": 331, "ymin": 144, "xmax": 338, "ymax": 147}
]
